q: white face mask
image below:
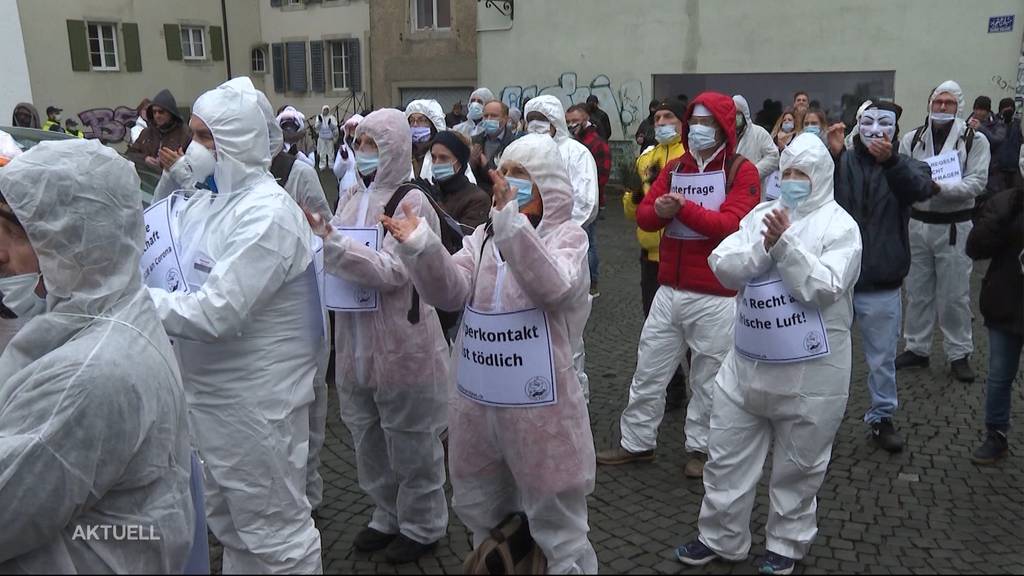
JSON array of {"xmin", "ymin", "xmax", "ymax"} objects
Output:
[
  {"xmin": 527, "ymin": 120, "xmax": 552, "ymax": 135},
  {"xmin": 929, "ymin": 112, "xmax": 955, "ymax": 125},
  {"xmin": 185, "ymin": 140, "xmax": 217, "ymax": 182},
  {"xmin": 0, "ymin": 272, "xmax": 46, "ymax": 319},
  {"xmin": 858, "ymin": 109, "xmax": 897, "ymax": 143}
]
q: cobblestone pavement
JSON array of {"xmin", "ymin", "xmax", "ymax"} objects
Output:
[{"xmin": 220, "ymin": 190, "xmax": 1024, "ymax": 574}]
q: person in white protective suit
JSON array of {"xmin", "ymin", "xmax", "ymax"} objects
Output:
[
  {"xmin": 406, "ymin": 99, "xmax": 478, "ymax": 185},
  {"xmin": 334, "ymin": 113, "xmax": 363, "ymax": 194},
  {"xmin": 0, "ymin": 139, "xmax": 193, "ymax": 573},
  {"xmin": 279, "ymin": 105, "xmax": 316, "ymax": 167},
  {"xmin": 382, "ymin": 133, "xmax": 598, "ymax": 574},
  {"xmin": 148, "ymin": 80, "xmax": 324, "ymax": 574},
  {"xmin": 733, "ymin": 94, "xmax": 780, "ymax": 191},
  {"xmin": 894, "ymin": 80, "xmax": 990, "ymax": 383},
  {"xmin": 675, "ymin": 133, "xmax": 862, "ymax": 576},
  {"xmin": 454, "ymin": 87, "xmax": 495, "ymax": 138},
  {"xmin": 523, "ymin": 95, "xmax": 598, "ymax": 402},
  {"xmin": 315, "ymin": 105, "xmax": 340, "ymax": 171},
  {"xmin": 154, "ymin": 79, "xmax": 332, "ymax": 220},
  {"xmin": 307, "ymin": 108, "xmax": 450, "ymax": 564}
]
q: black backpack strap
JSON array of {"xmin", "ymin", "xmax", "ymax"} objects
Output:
[
  {"xmin": 911, "ymin": 125, "xmax": 926, "ymax": 154},
  {"xmin": 382, "ymin": 182, "xmax": 424, "ymax": 325},
  {"xmin": 724, "ymin": 153, "xmax": 746, "ymax": 190}
]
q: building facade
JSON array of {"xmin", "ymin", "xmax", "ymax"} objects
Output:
[
  {"xmin": 369, "ymin": 0, "xmax": 477, "ymax": 115},
  {"xmin": 478, "ymin": 0, "xmax": 1024, "ymax": 144}
]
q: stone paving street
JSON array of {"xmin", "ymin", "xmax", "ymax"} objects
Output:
[{"xmin": 258, "ymin": 190, "xmax": 1023, "ymax": 574}]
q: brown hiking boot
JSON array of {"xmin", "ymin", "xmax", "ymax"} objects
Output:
[
  {"xmin": 596, "ymin": 445, "xmax": 655, "ymax": 465},
  {"xmin": 684, "ymin": 452, "xmax": 707, "ymax": 478}
]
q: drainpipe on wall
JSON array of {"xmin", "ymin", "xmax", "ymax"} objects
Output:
[{"xmin": 221, "ymin": 0, "xmax": 233, "ymax": 79}]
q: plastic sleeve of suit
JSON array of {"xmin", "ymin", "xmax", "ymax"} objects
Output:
[
  {"xmin": 569, "ymin": 145, "xmax": 600, "ymax": 227},
  {"xmin": 287, "ymin": 159, "xmax": 332, "ymax": 219},
  {"xmin": 152, "ymin": 155, "xmax": 198, "ymax": 203},
  {"xmin": 0, "ymin": 363, "xmax": 148, "ymax": 561},
  {"xmin": 749, "ymin": 126, "xmax": 780, "ymax": 180},
  {"xmin": 149, "ymin": 208, "xmax": 311, "ymax": 341},
  {"xmin": 768, "ymin": 216, "xmax": 862, "ymax": 309},
  {"xmin": 323, "ymin": 188, "xmax": 440, "ymax": 291},
  {"xmin": 492, "ymin": 201, "xmax": 586, "ymax": 309},
  {"xmin": 708, "ymin": 208, "xmax": 775, "ymax": 291},
  {"xmin": 677, "ymin": 161, "xmax": 761, "ymax": 241},
  {"xmin": 394, "ymin": 220, "xmax": 476, "ymax": 312}
]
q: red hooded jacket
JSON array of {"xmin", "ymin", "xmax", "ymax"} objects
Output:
[{"xmin": 637, "ymin": 92, "xmax": 761, "ymax": 296}]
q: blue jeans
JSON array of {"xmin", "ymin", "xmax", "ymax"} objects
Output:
[
  {"xmin": 985, "ymin": 327, "xmax": 1023, "ymax": 432},
  {"xmin": 585, "ymin": 221, "xmax": 599, "ymax": 285},
  {"xmin": 853, "ymin": 289, "xmax": 901, "ymax": 423}
]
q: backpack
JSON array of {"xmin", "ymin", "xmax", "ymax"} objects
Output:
[
  {"xmin": 270, "ymin": 151, "xmax": 297, "ymax": 187},
  {"xmin": 462, "ymin": 512, "xmax": 547, "ymax": 575},
  {"xmin": 381, "ymin": 179, "xmax": 475, "ymax": 326}
]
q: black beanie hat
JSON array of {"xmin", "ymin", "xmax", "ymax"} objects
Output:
[
  {"xmin": 973, "ymin": 96, "xmax": 992, "ymax": 112},
  {"xmin": 655, "ymin": 99, "xmax": 687, "ymax": 123},
  {"xmin": 431, "ymin": 130, "xmax": 471, "ymax": 174}
]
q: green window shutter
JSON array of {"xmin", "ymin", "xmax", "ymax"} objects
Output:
[
  {"xmin": 164, "ymin": 24, "xmax": 182, "ymax": 60},
  {"xmin": 209, "ymin": 26, "xmax": 224, "ymax": 61},
  {"xmin": 122, "ymin": 22, "xmax": 142, "ymax": 72},
  {"xmin": 67, "ymin": 20, "xmax": 90, "ymax": 71}
]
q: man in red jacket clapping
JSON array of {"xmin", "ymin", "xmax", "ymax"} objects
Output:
[{"xmin": 597, "ymin": 91, "xmax": 761, "ymax": 478}]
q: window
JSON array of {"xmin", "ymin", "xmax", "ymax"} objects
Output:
[
  {"xmin": 330, "ymin": 41, "xmax": 349, "ymax": 91},
  {"xmin": 251, "ymin": 47, "xmax": 266, "ymax": 73},
  {"xmin": 87, "ymin": 23, "xmax": 118, "ymax": 70},
  {"xmin": 413, "ymin": 0, "xmax": 451, "ymax": 31},
  {"xmin": 181, "ymin": 26, "xmax": 206, "ymax": 60}
]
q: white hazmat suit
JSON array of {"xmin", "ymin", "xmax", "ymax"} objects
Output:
[
  {"xmin": 325, "ymin": 108, "xmax": 450, "ymax": 545},
  {"xmin": 334, "ymin": 114, "xmax": 363, "ymax": 193},
  {"xmin": 733, "ymin": 95, "xmax": 780, "ymax": 182},
  {"xmin": 315, "ymin": 105, "xmax": 339, "ymax": 170},
  {"xmin": 702, "ymin": 133, "xmax": 862, "ymax": 561},
  {"xmin": 149, "ymin": 80, "xmax": 323, "ymax": 573},
  {"xmin": 405, "ymin": 99, "xmax": 478, "ymax": 185},
  {"xmin": 0, "ymin": 139, "xmax": 193, "ymax": 573},
  {"xmin": 523, "ymin": 95, "xmax": 597, "ymax": 402},
  {"xmin": 395, "ymin": 133, "xmax": 598, "ymax": 574},
  {"xmin": 898, "ymin": 81, "xmax": 990, "ymax": 363}
]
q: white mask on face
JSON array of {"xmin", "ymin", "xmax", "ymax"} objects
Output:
[
  {"xmin": 0, "ymin": 272, "xmax": 46, "ymax": 319},
  {"xmin": 185, "ymin": 140, "xmax": 217, "ymax": 181},
  {"xmin": 527, "ymin": 120, "xmax": 552, "ymax": 135},
  {"xmin": 858, "ymin": 109, "xmax": 897, "ymax": 143}
]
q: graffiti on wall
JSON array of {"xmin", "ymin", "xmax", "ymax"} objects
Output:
[
  {"xmin": 76, "ymin": 106, "xmax": 140, "ymax": 143},
  {"xmin": 499, "ymin": 73, "xmax": 644, "ymax": 139}
]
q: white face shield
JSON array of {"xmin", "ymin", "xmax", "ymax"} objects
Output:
[{"xmin": 858, "ymin": 109, "xmax": 897, "ymax": 143}]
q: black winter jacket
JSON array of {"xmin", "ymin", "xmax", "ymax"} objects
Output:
[
  {"xmin": 967, "ymin": 187, "xmax": 1023, "ymax": 336},
  {"xmin": 834, "ymin": 137, "xmax": 935, "ymax": 292}
]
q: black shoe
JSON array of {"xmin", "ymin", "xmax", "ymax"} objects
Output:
[
  {"xmin": 384, "ymin": 534, "xmax": 437, "ymax": 564},
  {"xmin": 950, "ymin": 357, "xmax": 975, "ymax": 383},
  {"xmin": 354, "ymin": 527, "xmax": 398, "ymax": 552},
  {"xmin": 894, "ymin": 350, "xmax": 929, "ymax": 370},
  {"xmin": 972, "ymin": 429, "xmax": 1009, "ymax": 465},
  {"xmin": 871, "ymin": 418, "xmax": 904, "ymax": 453}
]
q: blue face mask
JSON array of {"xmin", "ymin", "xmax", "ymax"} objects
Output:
[
  {"xmin": 505, "ymin": 176, "xmax": 535, "ymax": 207},
  {"xmin": 779, "ymin": 179, "xmax": 812, "ymax": 208},
  {"xmin": 654, "ymin": 124, "xmax": 679, "ymax": 144},
  {"xmin": 356, "ymin": 152, "xmax": 379, "ymax": 176},
  {"xmin": 468, "ymin": 102, "xmax": 484, "ymax": 121},
  {"xmin": 432, "ymin": 161, "xmax": 457, "ymax": 182},
  {"xmin": 482, "ymin": 119, "xmax": 501, "ymax": 135},
  {"xmin": 411, "ymin": 126, "xmax": 432, "ymax": 143},
  {"xmin": 687, "ymin": 123, "xmax": 718, "ymax": 151},
  {"xmin": 803, "ymin": 125, "xmax": 822, "ymax": 136}
]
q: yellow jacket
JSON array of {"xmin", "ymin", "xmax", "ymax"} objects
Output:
[{"xmin": 622, "ymin": 140, "xmax": 685, "ymax": 262}]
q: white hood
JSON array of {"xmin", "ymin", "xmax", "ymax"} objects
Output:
[
  {"xmin": 780, "ymin": 133, "xmax": 835, "ymax": 217},
  {"xmin": 193, "ymin": 79, "xmax": 272, "ymax": 195},
  {"xmin": 405, "ymin": 99, "xmax": 446, "ymax": 133},
  {"xmin": 224, "ymin": 77, "xmax": 283, "ymax": 158},
  {"xmin": 525, "ymin": 95, "xmax": 571, "ymax": 144}
]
